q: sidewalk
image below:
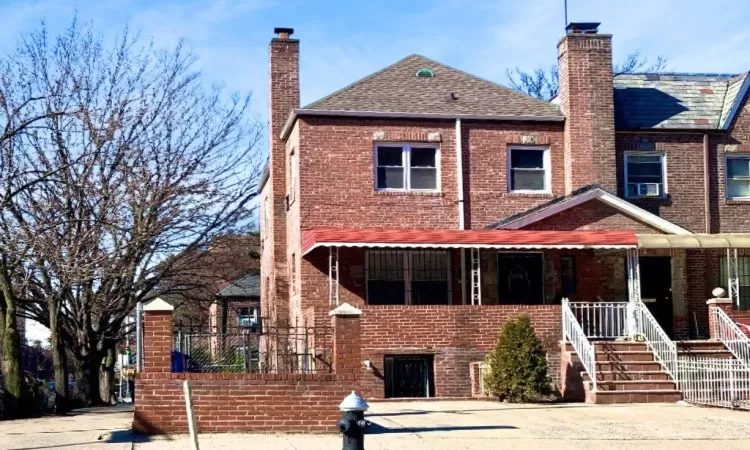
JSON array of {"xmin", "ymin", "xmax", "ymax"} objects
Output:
[
  {"xmin": 133, "ymin": 401, "xmax": 750, "ymax": 450},
  {"xmin": 0, "ymin": 404, "xmax": 134, "ymax": 450}
]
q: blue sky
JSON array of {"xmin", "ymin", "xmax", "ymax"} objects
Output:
[{"xmin": 1, "ymin": 0, "xmax": 748, "ymax": 132}]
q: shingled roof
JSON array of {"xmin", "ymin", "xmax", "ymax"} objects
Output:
[
  {"xmin": 303, "ymin": 54, "xmax": 563, "ymax": 118},
  {"xmin": 614, "ymin": 72, "xmax": 750, "ymax": 130}
]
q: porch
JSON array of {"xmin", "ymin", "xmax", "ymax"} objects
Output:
[{"xmin": 303, "ymin": 228, "xmax": 750, "ymax": 339}]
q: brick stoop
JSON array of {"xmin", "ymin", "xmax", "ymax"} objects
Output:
[
  {"xmin": 565, "ymin": 342, "xmax": 681, "ymax": 404},
  {"xmin": 676, "ymin": 340, "xmax": 734, "ymax": 359}
]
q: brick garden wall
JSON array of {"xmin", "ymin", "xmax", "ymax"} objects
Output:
[
  {"xmin": 358, "ymin": 305, "xmax": 562, "ymax": 399},
  {"xmin": 134, "ymin": 306, "xmax": 362, "ymax": 434},
  {"xmin": 134, "ymin": 373, "xmax": 352, "ymax": 433}
]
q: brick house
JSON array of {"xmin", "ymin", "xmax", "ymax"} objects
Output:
[{"xmin": 259, "ymin": 24, "xmax": 750, "ymax": 402}]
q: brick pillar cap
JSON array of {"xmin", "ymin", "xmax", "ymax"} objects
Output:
[
  {"xmin": 329, "ymin": 303, "xmax": 362, "ymax": 316},
  {"xmin": 707, "ymin": 298, "xmax": 732, "ymax": 305},
  {"xmin": 143, "ymin": 297, "xmax": 174, "ymax": 312}
]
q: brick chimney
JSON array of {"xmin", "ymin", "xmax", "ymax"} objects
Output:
[
  {"xmin": 558, "ymin": 23, "xmax": 616, "ymax": 193},
  {"xmin": 268, "ymin": 27, "xmax": 299, "ymax": 326}
]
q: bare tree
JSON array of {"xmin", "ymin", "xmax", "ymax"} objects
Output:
[
  {"xmin": 507, "ymin": 50, "xmax": 668, "ymax": 101},
  {"xmin": 0, "ymin": 21, "xmax": 84, "ymax": 416},
  {"xmin": 2, "ymin": 21, "xmax": 263, "ymax": 407}
]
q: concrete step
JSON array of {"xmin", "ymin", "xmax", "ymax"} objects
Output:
[
  {"xmin": 593, "ymin": 389, "xmax": 682, "ymax": 404},
  {"xmin": 678, "ymin": 349, "xmax": 734, "ymax": 358},
  {"xmin": 676, "ymin": 340, "xmax": 728, "ymax": 352},
  {"xmin": 595, "ymin": 360, "xmax": 664, "ymax": 372},
  {"xmin": 595, "ymin": 380, "xmax": 677, "ymax": 391},
  {"xmin": 584, "ymin": 370, "xmax": 672, "ymax": 382}
]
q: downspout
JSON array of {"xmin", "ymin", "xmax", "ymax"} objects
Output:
[
  {"xmin": 456, "ymin": 118, "xmax": 467, "ymax": 304},
  {"xmin": 703, "ymin": 133, "xmax": 710, "ymax": 233}
]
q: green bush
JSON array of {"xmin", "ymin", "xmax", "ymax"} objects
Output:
[{"xmin": 483, "ymin": 314, "xmax": 552, "ymax": 402}]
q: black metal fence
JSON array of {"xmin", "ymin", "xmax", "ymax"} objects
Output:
[{"xmin": 172, "ymin": 319, "xmax": 334, "ymax": 374}]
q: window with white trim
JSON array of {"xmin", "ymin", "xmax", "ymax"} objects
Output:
[
  {"xmin": 624, "ymin": 152, "xmax": 666, "ymax": 198},
  {"xmin": 375, "ymin": 144, "xmax": 439, "ymax": 191},
  {"xmin": 237, "ymin": 307, "xmax": 259, "ymax": 328},
  {"xmin": 508, "ymin": 147, "xmax": 550, "ymax": 193},
  {"xmin": 726, "ymin": 156, "xmax": 750, "ymax": 199},
  {"xmin": 365, "ymin": 249, "xmax": 451, "ymax": 305}
]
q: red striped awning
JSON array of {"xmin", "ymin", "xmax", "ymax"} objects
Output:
[{"xmin": 301, "ymin": 228, "xmax": 638, "ymax": 255}]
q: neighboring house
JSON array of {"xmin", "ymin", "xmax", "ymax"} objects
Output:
[
  {"xmin": 210, "ymin": 274, "xmax": 261, "ymax": 332},
  {"xmin": 164, "ymin": 234, "xmax": 261, "ymax": 325},
  {"xmin": 259, "ymin": 24, "xmax": 750, "ymax": 401}
]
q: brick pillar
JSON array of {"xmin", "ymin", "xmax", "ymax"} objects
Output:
[
  {"xmin": 142, "ymin": 298, "xmax": 174, "ymax": 373},
  {"xmin": 706, "ymin": 297, "xmax": 732, "ymax": 339},
  {"xmin": 329, "ymin": 303, "xmax": 362, "ymax": 376}
]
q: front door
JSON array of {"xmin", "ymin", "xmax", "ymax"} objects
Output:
[
  {"xmin": 639, "ymin": 256, "xmax": 673, "ymax": 337},
  {"xmin": 498, "ymin": 253, "xmax": 544, "ymax": 304},
  {"xmin": 384, "ymin": 355, "xmax": 434, "ymax": 398}
]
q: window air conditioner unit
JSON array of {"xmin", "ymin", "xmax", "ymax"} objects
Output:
[{"xmin": 636, "ymin": 183, "xmax": 660, "ymax": 197}]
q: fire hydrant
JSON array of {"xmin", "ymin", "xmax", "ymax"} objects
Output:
[{"xmin": 337, "ymin": 391, "xmax": 370, "ymax": 450}]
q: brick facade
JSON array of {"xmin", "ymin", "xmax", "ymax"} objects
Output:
[
  {"xmin": 358, "ymin": 305, "xmax": 562, "ymax": 399},
  {"xmin": 257, "ymin": 26, "xmax": 750, "ymax": 408}
]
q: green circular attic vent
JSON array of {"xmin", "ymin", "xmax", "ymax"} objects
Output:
[{"xmin": 415, "ymin": 68, "xmax": 435, "ymax": 78}]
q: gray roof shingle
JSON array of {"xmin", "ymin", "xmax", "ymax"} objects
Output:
[
  {"xmin": 614, "ymin": 73, "xmax": 749, "ymax": 130},
  {"xmin": 217, "ymin": 274, "xmax": 260, "ymax": 298},
  {"xmin": 303, "ymin": 54, "xmax": 563, "ymax": 118}
]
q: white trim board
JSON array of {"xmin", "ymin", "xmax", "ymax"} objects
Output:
[{"xmin": 497, "ymin": 188, "xmax": 692, "ymax": 235}]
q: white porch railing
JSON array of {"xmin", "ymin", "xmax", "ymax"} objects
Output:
[
  {"xmin": 711, "ymin": 306, "xmax": 750, "ymax": 367},
  {"xmin": 562, "ymin": 298, "xmax": 598, "ymax": 391},
  {"xmin": 634, "ymin": 298, "xmax": 679, "ymax": 377},
  {"xmin": 568, "ymin": 302, "xmax": 629, "ymax": 339},
  {"xmin": 679, "ymin": 357, "xmax": 750, "ymax": 410}
]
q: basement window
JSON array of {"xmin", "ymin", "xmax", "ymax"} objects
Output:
[
  {"xmin": 726, "ymin": 156, "xmax": 750, "ymax": 199},
  {"xmin": 375, "ymin": 144, "xmax": 439, "ymax": 192}
]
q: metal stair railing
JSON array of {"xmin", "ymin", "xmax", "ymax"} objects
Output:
[
  {"xmin": 634, "ymin": 298, "xmax": 678, "ymax": 378},
  {"xmin": 562, "ymin": 298, "xmax": 598, "ymax": 391},
  {"xmin": 711, "ymin": 306, "xmax": 750, "ymax": 367}
]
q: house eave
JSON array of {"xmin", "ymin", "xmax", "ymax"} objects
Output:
[
  {"xmin": 722, "ymin": 74, "xmax": 750, "ymax": 130},
  {"xmin": 257, "ymin": 164, "xmax": 270, "ymax": 194},
  {"xmin": 279, "ymin": 108, "xmax": 565, "ymax": 141}
]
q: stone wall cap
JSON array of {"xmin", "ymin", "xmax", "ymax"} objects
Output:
[
  {"xmin": 706, "ymin": 298, "xmax": 732, "ymax": 305},
  {"xmin": 143, "ymin": 297, "xmax": 175, "ymax": 312},
  {"xmin": 329, "ymin": 303, "xmax": 363, "ymax": 316}
]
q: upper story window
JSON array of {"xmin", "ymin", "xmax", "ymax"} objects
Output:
[
  {"xmin": 508, "ymin": 147, "xmax": 550, "ymax": 193},
  {"xmin": 726, "ymin": 155, "xmax": 750, "ymax": 200},
  {"xmin": 375, "ymin": 144, "xmax": 439, "ymax": 191},
  {"xmin": 624, "ymin": 152, "xmax": 666, "ymax": 199}
]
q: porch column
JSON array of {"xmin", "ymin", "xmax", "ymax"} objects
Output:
[
  {"xmin": 471, "ymin": 248, "xmax": 482, "ymax": 305},
  {"xmin": 727, "ymin": 248, "xmax": 740, "ymax": 309},
  {"xmin": 328, "ymin": 247, "xmax": 340, "ymax": 307},
  {"xmin": 626, "ymin": 248, "xmax": 641, "ymax": 337}
]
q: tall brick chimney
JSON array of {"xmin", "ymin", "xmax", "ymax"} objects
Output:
[
  {"xmin": 268, "ymin": 27, "xmax": 299, "ymax": 326},
  {"xmin": 558, "ymin": 23, "xmax": 616, "ymax": 193}
]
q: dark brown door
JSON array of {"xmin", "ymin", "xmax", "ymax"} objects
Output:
[
  {"xmin": 498, "ymin": 253, "xmax": 544, "ymax": 305},
  {"xmin": 639, "ymin": 256, "xmax": 673, "ymax": 337}
]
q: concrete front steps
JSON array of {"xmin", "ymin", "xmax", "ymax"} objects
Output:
[{"xmin": 566, "ymin": 341, "xmax": 681, "ymax": 404}]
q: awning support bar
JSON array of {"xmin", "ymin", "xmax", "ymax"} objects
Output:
[
  {"xmin": 728, "ymin": 248, "xmax": 740, "ymax": 309},
  {"xmin": 471, "ymin": 248, "xmax": 481, "ymax": 305}
]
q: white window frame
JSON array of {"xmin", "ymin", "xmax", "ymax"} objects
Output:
[
  {"xmin": 507, "ymin": 146, "xmax": 551, "ymax": 194},
  {"xmin": 374, "ymin": 143, "xmax": 441, "ymax": 192},
  {"xmin": 725, "ymin": 155, "xmax": 750, "ymax": 200},
  {"xmin": 364, "ymin": 249, "xmax": 452, "ymax": 305},
  {"xmin": 237, "ymin": 307, "xmax": 259, "ymax": 328},
  {"xmin": 624, "ymin": 151, "xmax": 668, "ymax": 199}
]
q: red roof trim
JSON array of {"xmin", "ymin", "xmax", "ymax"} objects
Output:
[{"xmin": 301, "ymin": 228, "xmax": 638, "ymax": 255}]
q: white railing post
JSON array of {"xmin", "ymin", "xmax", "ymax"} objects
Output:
[
  {"xmin": 568, "ymin": 302, "xmax": 630, "ymax": 339},
  {"xmin": 634, "ymin": 298, "xmax": 678, "ymax": 378},
  {"xmin": 562, "ymin": 298, "xmax": 597, "ymax": 392}
]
